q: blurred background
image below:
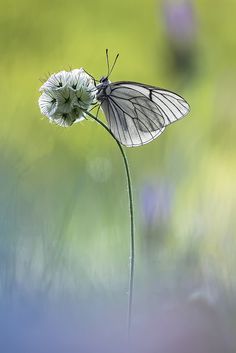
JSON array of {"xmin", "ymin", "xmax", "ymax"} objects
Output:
[{"xmin": 0, "ymin": 0, "xmax": 236, "ymax": 351}]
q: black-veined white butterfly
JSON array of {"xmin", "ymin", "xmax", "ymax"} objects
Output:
[{"xmin": 94, "ymin": 50, "xmax": 190, "ymax": 147}]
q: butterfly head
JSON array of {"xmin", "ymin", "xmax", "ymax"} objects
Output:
[
  {"xmin": 96, "ymin": 76, "xmax": 111, "ymax": 101},
  {"xmin": 99, "ymin": 76, "xmax": 110, "ymax": 85}
]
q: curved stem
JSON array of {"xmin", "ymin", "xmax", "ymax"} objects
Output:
[{"xmin": 85, "ymin": 110, "xmax": 135, "ymax": 336}]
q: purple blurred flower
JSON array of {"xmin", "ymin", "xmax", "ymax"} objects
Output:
[
  {"xmin": 161, "ymin": 0, "xmax": 198, "ymax": 77},
  {"xmin": 163, "ymin": 0, "xmax": 197, "ymax": 45},
  {"xmin": 140, "ymin": 180, "xmax": 174, "ymax": 228}
]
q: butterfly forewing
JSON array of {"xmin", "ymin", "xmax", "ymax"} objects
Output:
[
  {"xmin": 97, "ymin": 81, "xmax": 190, "ymax": 147},
  {"xmin": 116, "ymin": 82, "xmax": 190, "ymax": 125}
]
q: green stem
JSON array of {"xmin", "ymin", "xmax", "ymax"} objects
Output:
[{"xmin": 85, "ymin": 110, "xmax": 135, "ymax": 336}]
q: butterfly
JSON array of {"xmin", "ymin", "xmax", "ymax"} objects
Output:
[{"xmin": 94, "ymin": 50, "xmax": 190, "ymax": 147}]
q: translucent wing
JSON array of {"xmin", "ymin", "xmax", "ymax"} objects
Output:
[{"xmin": 99, "ymin": 81, "xmax": 190, "ymax": 147}]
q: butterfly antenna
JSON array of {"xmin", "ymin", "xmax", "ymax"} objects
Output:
[
  {"xmin": 106, "ymin": 48, "xmax": 110, "ymax": 77},
  {"xmin": 106, "ymin": 49, "xmax": 119, "ymax": 78}
]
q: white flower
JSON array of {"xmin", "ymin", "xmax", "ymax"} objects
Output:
[{"xmin": 39, "ymin": 68, "xmax": 97, "ymax": 127}]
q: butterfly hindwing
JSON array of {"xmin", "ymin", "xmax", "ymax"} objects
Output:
[{"xmin": 101, "ymin": 97, "xmax": 165, "ymax": 147}]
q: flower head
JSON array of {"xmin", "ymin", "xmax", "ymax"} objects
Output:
[{"xmin": 39, "ymin": 68, "xmax": 97, "ymax": 127}]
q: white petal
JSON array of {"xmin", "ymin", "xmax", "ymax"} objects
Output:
[
  {"xmin": 38, "ymin": 91, "xmax": 57, "ymax": 116},
  {"xmin": 68, "ymin": 68, "xmax": 84, "ymax": 90},
  {"xmin": 49, "ymin": 107, "xmax": 84, "ymax": 127},
  {"xmin": 39, "ymin": 71, "xmax": 71, "ymax": 91},
  {"xmin": 51, "ymin": 87, "xmax": 76, "ymax": 114}
]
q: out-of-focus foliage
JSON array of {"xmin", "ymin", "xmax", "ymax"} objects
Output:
[{"xmin": 0, "ymin": 0, "xmax": 236, "ymax": 351}]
